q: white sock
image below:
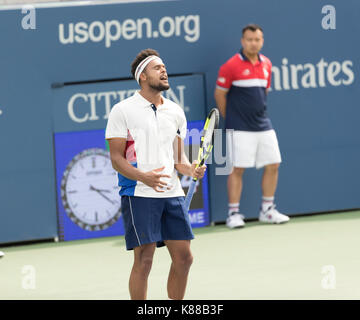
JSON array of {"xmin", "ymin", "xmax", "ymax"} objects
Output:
[
  {"xmin": 262, "ymin": 196, "xmax": 274, "ymax": 212},
  {"xmin": 228, "ymin": 203, "xmax": 239, "ymax": 216}
]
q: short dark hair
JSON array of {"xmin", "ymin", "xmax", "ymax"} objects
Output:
[
  {"xmin": 131, "ymin": 48, "xmax": 160, "ymax": 79},
  {"xmin": 242, "ymin": 24, "xmax": 263, "ymax": 36}
]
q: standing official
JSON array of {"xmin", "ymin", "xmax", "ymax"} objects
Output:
[{"xmin": 214, "ymin": 24, "xmax": 289, "ymax": 228}]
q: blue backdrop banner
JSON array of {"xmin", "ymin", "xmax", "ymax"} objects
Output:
[{"xmin": 1, "ymin": 0, "xmax": 359, "ymax": 243}]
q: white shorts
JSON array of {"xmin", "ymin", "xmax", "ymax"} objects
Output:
[{"xmin": 226, "ymin": 129, "xmax": 282, "ymax": 169}]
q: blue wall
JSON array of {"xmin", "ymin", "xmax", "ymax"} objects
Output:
[{"xmin": 0, "ymin": 0, "xmax": 359, "ymax": 243}]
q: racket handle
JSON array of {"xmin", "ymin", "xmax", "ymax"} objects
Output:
[{"xmin": 184, "ymin": 179, "xmax": 197, "ymax": 212}]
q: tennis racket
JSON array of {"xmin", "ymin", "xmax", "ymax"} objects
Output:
[{"xmin": 184, "ymin": 108, "xmax": 219, "ymax": 212}]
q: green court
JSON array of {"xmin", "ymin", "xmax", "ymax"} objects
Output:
[{"xmin": 1, "ymin": 211, "xmax": 359, "ymax": 300}]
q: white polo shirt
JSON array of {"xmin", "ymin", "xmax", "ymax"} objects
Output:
[{"xmin": 105, "ymin": 91, "xmax": 187, "ymax": 198}]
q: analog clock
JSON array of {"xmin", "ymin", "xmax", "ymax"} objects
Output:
[{"xmin": 60, "ymin": 148, "xmax": 121, "ymax": 231}]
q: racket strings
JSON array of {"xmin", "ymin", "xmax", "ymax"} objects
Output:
[{"xmin": 200, "ymin": 114, "xmax": 217, "ymax": 161}]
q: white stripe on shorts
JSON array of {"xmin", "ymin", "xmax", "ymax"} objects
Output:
[{"xmin": 128, "ymin": 197, "xmax": 141, "ymax": 247}]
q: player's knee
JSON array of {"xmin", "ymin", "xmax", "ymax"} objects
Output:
[
  {"xmin": 173, "ymin": 252, "xmax": 193, "ymax": 270},
  {"xmin": 138, "ymin": 256, "xmax": 153, "ymax": 274},
  {"xmin": 185, "ymin": 253, "xmax": 194, "ymax": 268},
  {"xmin": 134, "ymin": 247, "xmax": 154, "ymax": 274}
]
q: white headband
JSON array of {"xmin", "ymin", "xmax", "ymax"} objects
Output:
[{"xmin": 135, "ymin": 55, "xmax": 164, "ymax": 84}]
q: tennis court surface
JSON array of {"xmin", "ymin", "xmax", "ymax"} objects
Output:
[{"xmin": 1, "ymin": 211, "xmax": 359, "ymax": 300}]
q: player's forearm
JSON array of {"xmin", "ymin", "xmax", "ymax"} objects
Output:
[
  {"xmin": 175, "ymin": 163, "xmax": 193, "ymax": 177},
  {"xmin": 175, "ymin": 154, "xmax": 192, "ymax": 177},
  {"xmin": 111, "ymin": 155, "xmax": 145, "ymax": 183}
]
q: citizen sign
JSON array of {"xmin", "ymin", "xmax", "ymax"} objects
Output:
[{"xmin": 67, "ymin": 86, "xmax": 188, "ymax": 123}]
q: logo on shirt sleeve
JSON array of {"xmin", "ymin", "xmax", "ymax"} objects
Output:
[
  {"xmin": 263, "ymin": 68, "xmax": 269, "ymax": 78},
  {"xmin": 217, "ymin": 77, "xmax": 226, "ymax": 84}
]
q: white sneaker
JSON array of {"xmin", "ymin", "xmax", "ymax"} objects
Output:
[
  {"xmin": 226, "ymin": 213, "xmax": 245, "ymax": 228},
  {"xmin": 0, "ymin": 251, "xmax": 4, "ymax": 258},
  {"xmin": 259, "ymin": 205, "xmax": 290, "ymax": 224}
]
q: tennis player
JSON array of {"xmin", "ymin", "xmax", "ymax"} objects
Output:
[
  {"xmin": 106, "ymin": 49, "xmax": 206, "ymax": 300},
  {"xmin": 214, "ymin": 24, "xmax": 289, "ymax": 228}
]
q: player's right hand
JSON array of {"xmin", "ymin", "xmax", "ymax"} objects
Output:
[{"xmin": 141, "ymin": 166, "xmax": 171, "ymax": 192}]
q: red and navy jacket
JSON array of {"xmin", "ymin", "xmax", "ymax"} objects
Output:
[{"xmin": 216, "ymin": 50, "xmax": 273, "ymax": 131}]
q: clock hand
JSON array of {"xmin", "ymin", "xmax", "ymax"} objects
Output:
[
  {"xmin": 95, "ymin": 188, "xmax": 111, "ymax": 193},
  {"xmin": 89, "ymin": 185, "xmax": 111, "ymax": 193},
  {"xmin": 90, "ymin": 185, "xmax": 116, "ymax": 205}
]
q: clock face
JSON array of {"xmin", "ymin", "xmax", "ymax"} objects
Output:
[{"xmin": 61, "ymin": 148, "xmax": 121, "ymax": 231}]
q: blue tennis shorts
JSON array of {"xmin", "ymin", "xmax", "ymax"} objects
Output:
[{"xmin": 121, "ymin": 196, "xmax": 195, "ymax": 250}]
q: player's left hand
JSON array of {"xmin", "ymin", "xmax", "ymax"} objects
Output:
[{"xmin": 191, "ymin": 160, "xmax": 206, "ymax": 179}]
